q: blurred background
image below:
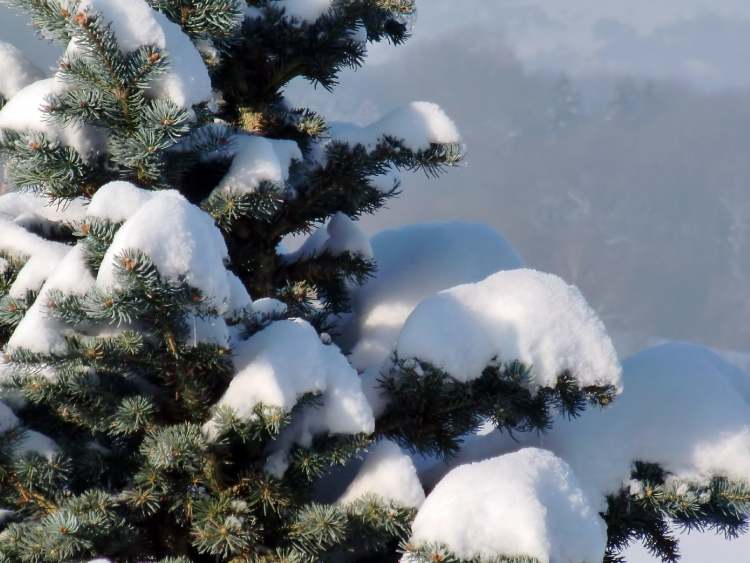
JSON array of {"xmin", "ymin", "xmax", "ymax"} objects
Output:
[
  {"xmin": 286, "ymin": 1, "xmax": 750, "ymax": 560},
  {"xmin": 4, "ymin": 1, "xmax": 750, "ymax": 559}
]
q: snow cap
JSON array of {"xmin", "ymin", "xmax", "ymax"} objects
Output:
[
  {"xmin": 343, "ymin": 222, "xmax": 524, "ymax": 372},
  {"xmin": 212, "ymin": 319, "xmax": 373, "ymax": 439},
  {"xmin": 96, "ymin": 190, "xmax": 232, "ymax": 311},
  {"xmin": 75, "ymin": 0, "xmax": 212, "ymax": 108},
  {"xmin": 396, "ymin": 269, "xmax": 622, "ymax": 391},
  {"xmin": 338, "ymin": 440, "xmax": 425, "ymax": 508},
  {"xmin": 409, "ymin": 448, "xmax": 606, "ymax": 563},
  {"xmin": 330, "ymin": 101, "xmax": 461, "ymax": 152}
]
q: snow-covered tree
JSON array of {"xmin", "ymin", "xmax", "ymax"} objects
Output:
[{"xmin": 0, "ymin": 1, "xmax": 748, "ymax": 562}]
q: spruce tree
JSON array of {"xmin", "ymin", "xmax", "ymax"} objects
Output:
[{"xmin": 0, "ymin": 1, "xmax": 748, "ymax": 562}]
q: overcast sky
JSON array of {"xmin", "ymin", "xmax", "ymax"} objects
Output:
[{"xmin": 368, "ymin": 0, "xmax": 750, "ymax": 91}]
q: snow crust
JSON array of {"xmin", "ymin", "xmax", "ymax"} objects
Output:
[
  {"xmin": 0, "ymin": 78, "xmax": 102, "ymax": 156},
  {"xmin": 329, "ymin": 102, "xmax": 461, "ymax": 151},
  {"xmin": 338, "ymin": 440, "xmax": 425, "ymax": 508},
  {"xmin": 396, "ymin": 269, "xmax": 622, "ymax": 389},
  {"xmin": 409, "ymin": 448, "xmax": 606, "ymax": 563},
  {"xmin": 0, "ymin": 41, "xmax": 44, "ymax": 99},
  {"xmin": 212, "ymin": 319, "xmax": 373, "ymax": 439},
  {"xmin": 216, "ymin": 135, "xmax": 302, "ymax": 195},
  {"xmin": 95, "ymin": 190, "xmax": 232, "ymax": 311},
  {"xmin": 76, "ymin": 0, "xmax": 212, "ymax": 108},
  {"xmin": 341, "ymin": 222, "xmax": 524, "ymax": 372}
]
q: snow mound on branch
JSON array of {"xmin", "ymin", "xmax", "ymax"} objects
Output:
[
  {"xmin": 0, "ymin": 218, "xmax": 70, "ymax": 297},
  {"xmin": 87, "ymin": 181, "xmax": 157, "ymax": 223},
  {"xmin": 0, "ymin": 395, "xmax": 56, "ymax": 459},
  {"xmin": 396, "ymin": 269, "xmax": 621, "ymax": 389},
  {"xmin": 0, "ymin": 191, "xmax": 87, "ymax": 235},
  {"xmin": 277, "ymin": 0, "xmax": 333, "ymax": 23},
  {"xmin": 211, "ymin": 319, "xmax": 373, "ymax": 436},
  {"xmin": 409, "ymin": 448, "xmax": 606, "ymax": 563},
  {"xmin": 338, "ymin": 440, "xmax": 424, "ymax": 508},
  {"xmin": 15, "ymin": 430, "xmax": 58, "ymax": 460},
  {"xmin": 545, "ymin": 343, "xmax": 750, "ymax": 496},
  {"xmin": 216, "ymin": 135, "xmax": 302, "ymax": 195},
  {"xmin": 96, "ymin": 190, "xmax": 232, "ymax": 311},
  {"xmin": 76, "ymin": 0, "xmax": 212, "ymax": 108},
  {"xmin": 329, "ymin": 102, "xmax": 461, "ymax": 151},
  {"xmin": 0, "ymin": 401, "xmax": 19, "ymax": 433},
  {"xmin": 0, "ymin": 79, "xmax": 102, "ymax": 157},
  {"xmin": 432, "ymin": 343, "xmax": 750, "ymax": 507},
  {"xmin": 8, "ymin": 244, "xmax": 95, "ymax": 355},
  {"xmin": 286, "ymin": 213, "xmax": 373, "ymax": 262},
  {"xmin": 226, "ymin": 272, "xmax": 253, "ymax": 321},
  {"xmin": 0, "ymin": 41, "xmax": 44, "ymax": 99},
  {"xmin": 0, "ymin": 191, "xmax": 87, "ymax": 223},
  {"xmin": 341, "ymin": 222, "xmax": 524, "ymax": 372}
]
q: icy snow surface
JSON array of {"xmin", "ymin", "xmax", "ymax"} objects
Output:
[
  {"xmin": 0, "ymin": 78, "xmax": 102, "ymax": 156},
  {"xmin": 341, "ymin": 222, "xmax": 524, "ymax": 372},
  {"xmin": 338, "ymin": 439, "xmax": 425, "ymax": 508},
  {"xmin": 429, "ymin": 343, "xmax": 750, "ymax": 508},
  {"xmin": 216, "ymin": 135, "xmax": 302, "ymax": 195},
  {"xmin": 329, "ymin": 102, "xmax": 461, "ymax": 151},
  {"xmin": 212, "ymin": 319, "xmax": 373, "ymax": 438},
  {"xmin": 76, "ymin": 0, "xmax": 212, "ymax": 108},
  {"xmin": 0, "ymin": 41, "xmax": 44, "ymax": 99},
  {"xmin": 409, "ymin": 448, "xmax": 606, "ymax": 563},
  {"xmin": 96, "ymin": 190, "xmax": 232, "ymax": 311},
  {"xmin": 396, "ymin": 268, "xmax": 622, "ymax": 389}
]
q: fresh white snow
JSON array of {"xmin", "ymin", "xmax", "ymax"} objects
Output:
[
  {"xmin": 286, "ymin": 212, "xmax": 373, "ymax": 262},
  {"xmin": 341, "ymin": 222, "xmax": 524, "ymax": 372},
  {"xmin": 0, "ymin": 78, "xmax": 103, "ymax": 157},
  {"xmin": 329, "ymin": 102, "xmax": 461, "ymax": 151},
  {"xmin": 7, "ymin": 244, "xmax": 95, "ymax": 355},
  {"xmin": 427, "ymin": 343, "xmax": 750, "ymax": 510},
  {"xmin": 86, "ymin": 181, "xmax": 157, "ymax": 223},
  {"xmin": 213, "ymin": 319, "xmax": 372, "ymax": 424},
  {"xmin": 96, "ymin": 190, "xmax": 232, "ymax": 312},
  {"xmin": 409, "ymin": 448, "xmax": 607, "ymax": 563},
  {"xmin": 0, "ymin": 217, "xmax": 70, "ymax": 297},
  {"xmin": 215, "ymin": 135, "xmax": 302, "ymax": 195},
  {"xmin": 76, "ymin": 0, "xmax": 212, "ymax": 108},
  {"xmin": 395, "ymin": 269, "xmax": 622, "ymax": 389},
  {"xmin": 338, "ymin": 439, "xmax": 425, "ymax": 508},
  {"xmin": 0, "ymin": 41, "xmax": 44, "ymax": 99}
]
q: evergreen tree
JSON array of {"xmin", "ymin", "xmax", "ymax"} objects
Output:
[{"xmin": 0, "ymin": 2, "xmax": 747, "ymax": 562}]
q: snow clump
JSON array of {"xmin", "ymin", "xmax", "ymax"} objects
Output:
[
  {"xmin": 395, "ymin": 269, "xmax": 622, "ymax": 390},
  {"xmin": 408, "ymin": 448, "xmax": 606, "ymax": 563}
]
